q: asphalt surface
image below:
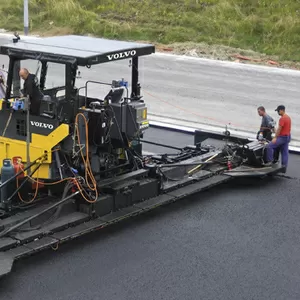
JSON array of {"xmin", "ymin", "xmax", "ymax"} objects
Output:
[
  {"xmin": 0, "ymin": 35, "xmax": 300, "ymax": 140},
  {"xmin": 0, "ymin": 127, "xmax": 300, "ymax": 300}
]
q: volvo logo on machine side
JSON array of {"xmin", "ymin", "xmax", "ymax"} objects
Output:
[
  {"xmin": 107, "ymin": 50, "xmax": 137, "ymax": 61},
  {"xmin": 30, "ymin": 121, "xmax": 54, "ymax": 130}
]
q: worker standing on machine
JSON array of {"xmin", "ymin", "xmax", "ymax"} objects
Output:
[
  {"xmin": 257, "ymin": 106, "xmax": 279, "ymax": 163},
  {"xmin": 257, "ymin": 106, "xmax": 275, "ymax": 141},
  {"xmin": 19, "ymin": 68, "xmax": 43, "ymax": 116},
  {"xmin": 265, "ymin": 105, "xmax": 291, "ymax": 169}
]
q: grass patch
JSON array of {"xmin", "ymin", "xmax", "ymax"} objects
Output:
[{"xmin": 0, "ymin": 0, "xmax": 300, "ymax": 61}]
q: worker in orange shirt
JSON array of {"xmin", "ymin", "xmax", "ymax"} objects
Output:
[{"xmin": 265, "ymin": 105, "xmax": 291, "ymax": 170}]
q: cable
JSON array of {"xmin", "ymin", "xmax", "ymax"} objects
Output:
[
  {"xmin": 22, "ymin": 181, "xmax": 75, "ymax": 231},
  {"xmin": 16, "ymin": 159, "xmax": 43, "ymax": 204},
  {"xmin": 2, "ymin": 111, "xmax": 13, "ymax": 137},
  {"xmin": 12, "ymin": 182, "xmax": 69, "ymax": 231},
  {"xmin": 74, "ymin": 113, "xmax": 98, "ymax": 203},
  {"xmin": 17, "ymin": 158, "xmax": 97, "ymax": 204},
  {"xmin": 2, "ymin": 113, "xmax": 98, "ymax": 206},
  {"xmin": 17, "ymin": 149, "xmax": 73, "ymax": 186},
  {"xmin": 0, "ymin": 191, "xmax": 80, "ymax": 238},
  {"xmin": 75, "ymin": 113, "xmax": 95, "ymax": 189},
  {"xmin": 18, "ymin": 163, "xmax": 96, "ymax": 204}
]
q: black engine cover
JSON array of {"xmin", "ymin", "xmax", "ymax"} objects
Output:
[{"xmin": 239, "ymin": 140, "xmax": 268, "ymax": 166}]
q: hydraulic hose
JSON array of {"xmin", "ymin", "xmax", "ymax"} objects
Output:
[
  {"xmin": 0, "ymin": 190, "xmax": 80, "ymax": 238},
  {"xmin": 6, "ymin": 159, "xmax": 44, "ymax": 205},
  {"xmin": 2, "ymin": 111, "xmax": 13, "ymax": 137}
]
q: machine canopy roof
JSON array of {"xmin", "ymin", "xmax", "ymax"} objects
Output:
[{"xmin": 0, "ymin": 35, "xmax": 155, "ymax": 66}]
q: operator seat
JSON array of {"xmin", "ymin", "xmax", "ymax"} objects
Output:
[
  {"xmin": 40, "ymin": 87, "xmax": 67, "ymax": 119},
  {"xmin": 40, "ymin": 94, "xmax": 56, "ymax": 119},
  {"xmin": 104, "ymin": 87, "xmax": 124, "ymax": 103},
  {"xmin": 42, "ymin": 95, "xmax": 52, "ymax": 102}
]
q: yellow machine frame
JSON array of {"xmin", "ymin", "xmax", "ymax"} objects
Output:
[{"xmin": 0, "ymin": 124, "xmax": 69, "ymax": 179}]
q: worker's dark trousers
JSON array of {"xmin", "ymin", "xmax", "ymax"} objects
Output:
[
  {"xmin": 273, "ymin": 146, "xmax": 280, "ymax": 163},
  {"xmin": 256, "ymin": 130, "xmax": 279, "ymax": 162},
  {"xmin": 266, "ymin": 135, "xmax": 291, "ymax": 166},
  {"xmin": 29, "ymin": 99, "xmax": 41, "ymax": 116}
]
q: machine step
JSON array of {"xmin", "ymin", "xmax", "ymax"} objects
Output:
[
  {"xmin": 161, "ymin": 170, "xmax": 212, "ymax": 192},
  {"xmin": 7, "ymin": 212, "xmax": 90, "ymax": 244},
  {"xmin": 0, "ymin": 237, "xmax": 18, "ymax": 251},
  {"xmin": 166, "ymin": 174, "xmax": 231, "ymax": 198}
]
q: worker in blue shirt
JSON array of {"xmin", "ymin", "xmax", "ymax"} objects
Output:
[
  {"xmin": 257, "ymin": 106, "xmax": 275, "ymax": 141},
  {"xmin": 257, "ymin": 106, "xmax": 279, "ymax": 163}
]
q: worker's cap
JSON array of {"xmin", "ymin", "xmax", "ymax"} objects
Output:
[{"xmin": 275, "ymin": 105, "xmax": 285, "ymax": 111}]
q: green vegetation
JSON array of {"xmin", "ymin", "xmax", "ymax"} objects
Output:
[{"xmin": 0, "ymin": 0, "xmax": 300, "ymax": 61}]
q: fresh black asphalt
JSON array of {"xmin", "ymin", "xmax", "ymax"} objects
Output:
[{"xmin": 0, "ymin": 127, "xmax": 300, "ymax": 300}]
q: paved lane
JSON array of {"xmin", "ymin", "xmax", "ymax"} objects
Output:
[
  {"xmin": 0, "ymin": 34, "xmax": 299, "ymax": 142},
  {"xmin": 1, "ymin": 127, "xmax": 300, "ymax": 300}
]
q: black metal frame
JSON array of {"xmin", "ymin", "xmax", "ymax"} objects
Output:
[
  {"xmin": 3, "ymin": 39, "xmax": 146, "ymax": 112},
  {"xmin": 131, "ymin": 57, "xmax": 140, "ymax": 99},
  {"xmin": 5, "ymin": 57, "xmax": 71, "ymax": 99}
]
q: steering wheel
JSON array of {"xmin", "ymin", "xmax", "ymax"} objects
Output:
[
  {"xmin": 89, "ymin": 101, "xmax": 104, "ymax": 109},
  {"xmin": 224, "ymin": 130, "xmax": 230, "ymax": 136}
]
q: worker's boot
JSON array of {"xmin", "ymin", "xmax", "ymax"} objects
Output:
[{"xmin": 281, "ymin": 165, "xmax": 287, "ymax": 174}]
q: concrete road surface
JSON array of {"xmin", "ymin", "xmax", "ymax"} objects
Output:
[
  {"xmin": 0, "ymin": 34, "xmax": 299, "ymax": 145},
  {"xmin": 1, "ymin": 127, "xmax": 300, "ymax": 300}
]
